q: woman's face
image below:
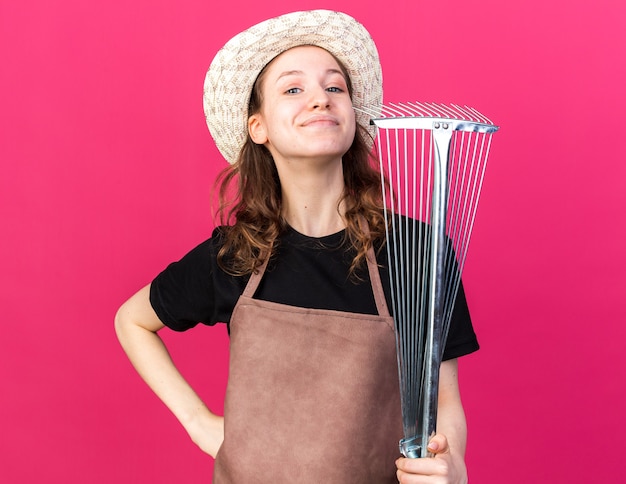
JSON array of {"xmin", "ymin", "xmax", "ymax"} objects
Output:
[{"xmin": 247, "ymin": 45, "xmax": 356, "ymax": 168}]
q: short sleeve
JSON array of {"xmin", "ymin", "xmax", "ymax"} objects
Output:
[
  {"xmin": 442, "ymin": 282, "xmax": 479, "ymax": 361},
  {"xmin": 149, "ymin": 228, "xmax": 244, "ymax": 331}
]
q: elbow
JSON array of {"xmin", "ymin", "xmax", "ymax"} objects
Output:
[
  {"xmin": 114, "ymin": 303, "xmax": 129, "ymax": 341},
  {"xmin": 114, "ymin": 297, "xmax": 141, "ymax": 343},
  {"xmin": 113, "ymin": 284, "xmax": 165, "ymax": 341}
]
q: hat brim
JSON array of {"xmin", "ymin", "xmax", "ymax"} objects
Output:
[{"xmin": 203, "ymin": 10, "xmax": 382, "ymax": 164}]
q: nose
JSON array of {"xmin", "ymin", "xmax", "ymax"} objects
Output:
[{"xmin": 309, "ymin": 86, "xmax": 330, "ymax": 109}]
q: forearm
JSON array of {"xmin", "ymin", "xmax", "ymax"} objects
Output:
[
  {"xmin": 436, "ymin": 359, "xmax": 467, "ymax": 458},
  {"xmin": 433, "ymin": 358, "xmax": 468, "ymax": 482},
  {"xmin": 115, "ymin": 285, "xmax": 223, "ymax": 457}
]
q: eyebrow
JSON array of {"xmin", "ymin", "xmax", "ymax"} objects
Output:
[{"xmin": 276, "ymin": 68, "xmax": 346, "ymax": 81}]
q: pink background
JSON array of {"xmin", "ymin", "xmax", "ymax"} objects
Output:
[{"xmin": 1, "ymin": 0, "xmax": 624, "ymax": 482}]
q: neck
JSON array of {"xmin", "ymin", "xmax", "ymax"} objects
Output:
[{"xmin": 278, "ymin": 158, "xmax": 347, "ymax": 237}]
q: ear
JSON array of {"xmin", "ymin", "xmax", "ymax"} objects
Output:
[{"xmin": 248, "ymin": 113, "xmax": 268, "ymax": 145}]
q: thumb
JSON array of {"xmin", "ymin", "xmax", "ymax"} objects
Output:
[{"xmin": 427, "ymin": 434, "xmax": 450, "ymax": 455}]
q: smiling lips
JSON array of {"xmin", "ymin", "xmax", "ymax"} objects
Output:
[{"xmin": 301, "ymin": 115, "xmax": 339, "ymax": 127}]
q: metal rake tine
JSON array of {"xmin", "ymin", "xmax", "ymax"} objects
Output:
[
  {"xmin": 434, "ymin": 103, "xmax": 473, "ymax": 121},
  {"xmin": 427, "ymin": 103, "xmax": 455, "ymax": 119},
  {"xmin": 421, "ymin": 102, "xmax": 453, "ymax": 119},
  {"xmin": 384, "ymin": 103, "xmax": 413, "ymax": 117},
  {"xmin": 409, "ymin": 101, "xmax": 439, "ymax": 117},
  {"xmin": 451, "ymin": 104, "xmax": 491, "ymax": 124},
  {"xmin": 388, "ymin": 102, "xmax": 420, "ymax": 117},
  {"xmin": 423, "ymin": 102, "xmax": 455, "ymax": 119},
  {"xmin": 402, "ymin": 101, "xmax": 426, "ymax": 117},
  {"xmin": 446, "ymin": 104, "xmax": 476, "ymax": 123},
  {"xmin": 461, "ymin": 105, "xmax": 494, "ymax": 125}
]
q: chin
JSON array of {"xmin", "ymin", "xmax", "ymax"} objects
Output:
[{"xmin": 309, "ymin": 140, "xmax": 353, "ymax": 158}]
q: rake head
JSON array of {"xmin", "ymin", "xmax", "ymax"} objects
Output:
[{"xmin": 357, "ymin": 101, "xmax": 499, "ymax": 458}]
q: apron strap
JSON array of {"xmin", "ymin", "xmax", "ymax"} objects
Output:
[
  {"xmin": 240, "ymin": 218, "xmax": 391, "ymax": 318},
  {"xmin": 360, "ymin": 217, "xmax": 391, "ymax": 318},
  {"xmin": 365, "ymin": 246, "xmax": 391, "ymax": 318},
  {"xmin": 241, "ymin": 250, "xmax": 271, "ymax": 298}
]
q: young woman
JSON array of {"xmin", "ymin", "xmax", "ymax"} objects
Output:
[{"xmin": 115, "ymin": 10, "xmax": 478, "ymax": 484}]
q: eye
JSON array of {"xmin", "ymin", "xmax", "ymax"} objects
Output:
[
  {"xmin": 286, "ymin": 87, "xmax": 302, "ymax": 94},
  {"xmin": 326, "ymin": 86, "xmax": 344, "ymax": 93}
]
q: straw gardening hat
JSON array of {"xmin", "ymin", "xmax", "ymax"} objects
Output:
[{"xmin": 203, "ymin": 9, "xmax": 382, "ymax": 164}]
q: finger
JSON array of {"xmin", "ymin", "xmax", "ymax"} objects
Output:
[
  {"xmin": 396, "ymin": 456, "xmax": 448, "ymax": 475},
  {"xmin": 427, "ymin": 434, "xmax": 450, "ymax": 455}
]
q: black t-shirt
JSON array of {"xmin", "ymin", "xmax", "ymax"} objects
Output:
[{"xmin": 150, "ymin": 225, "xmax": 479, "ymax": 361}]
